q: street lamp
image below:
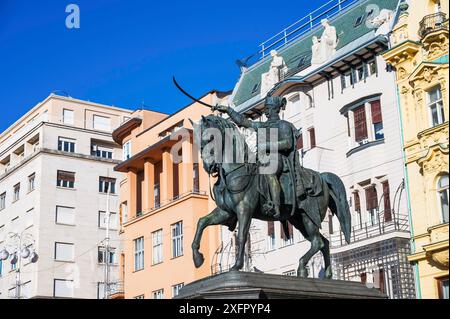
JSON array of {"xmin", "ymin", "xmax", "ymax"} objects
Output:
[{"xmin": 0, "ymin": 231, "xmax": 39, "ymax": 299}]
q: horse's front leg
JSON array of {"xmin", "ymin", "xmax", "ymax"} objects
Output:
[
  {"xmin": 192, "ymin": 207, "xmax": 234, "ymax": 268},
  {"xmin": 230, "ymin": 203, "xmax": 252, "ymax": 271}
]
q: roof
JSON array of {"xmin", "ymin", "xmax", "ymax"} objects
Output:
[{"xmin": 231, "ymin": 0, "xmax": 400, "ymax": 107}]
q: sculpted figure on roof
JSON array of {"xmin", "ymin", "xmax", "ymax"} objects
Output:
[
  {"xmin": 311, "ymin": 19, "xmax": 338, "ymax": 65},
  {"xmin": 260, "ymin": 50, "xmax": 287, "ymax": 96}
]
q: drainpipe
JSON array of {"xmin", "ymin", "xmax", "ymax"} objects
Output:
[{"xmin": 394, "ymin": 84, "xmax": 422, "ymax": 299}]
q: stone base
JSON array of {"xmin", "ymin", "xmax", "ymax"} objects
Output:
[{"xmin": 175, "ymin": 271, "xmax": 388, "ymax": 299}]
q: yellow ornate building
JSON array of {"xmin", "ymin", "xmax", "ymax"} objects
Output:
[{"xmin": 383, "ymin": 0, "xmax": 448, "ymax": 299}]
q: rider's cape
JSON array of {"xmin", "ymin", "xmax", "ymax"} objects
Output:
[{"xmin": 287, "ymin": 123, "xmax": 323, "ymax": 228}]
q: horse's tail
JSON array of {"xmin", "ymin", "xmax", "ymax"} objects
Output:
[{"xmin": 321, "ymin": 172, "xmax": 351, "ymax": 244}]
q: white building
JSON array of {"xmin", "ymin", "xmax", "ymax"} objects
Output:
[
  {"xmin": 214, "ymin": 0, "xmax": 416, "ymax": 298},
  {"xmin": 0, "ymin": 94, "xmax": 132, "ymax": 298}
]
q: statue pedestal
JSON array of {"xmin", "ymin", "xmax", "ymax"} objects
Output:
[{"xmin": 175, "ymin": 271, "xmax": 387, "ymax": 299}]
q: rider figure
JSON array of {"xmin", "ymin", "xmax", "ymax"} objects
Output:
[{"xmin": 213, "ymin": 96, "xmax": 303, "ymax": 219}]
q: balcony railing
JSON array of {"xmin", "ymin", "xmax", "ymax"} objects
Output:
[
  {"xmin": 330, "ymin": 212, "xmax": 410, "ymax": 248},
  {"xmin": 419, "ymin": 12, "xmax": 448, "ymax": 38},
  {"xmin": 108, "ymin": 281, "xmax": 124, "ymax": 299}
]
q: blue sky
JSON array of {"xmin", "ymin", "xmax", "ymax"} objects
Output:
[{"xmin": 0, "ymin": 0, "xmax": 323, "ymax": 131}]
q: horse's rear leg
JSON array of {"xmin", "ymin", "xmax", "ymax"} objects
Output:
[
  {"xmin": 320, "ymin": 234, "xmax": 332, "ymax": 279},
  {"xmin": 192, "ymin": 207, "xmax": 235, "ymax": 268},
  {"xmin": 291, "ymin": 214, "xmax": 324, "ymax": 278}
]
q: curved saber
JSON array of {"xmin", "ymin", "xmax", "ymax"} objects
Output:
[{"xmin": 172, "ymin": 76, "xmax": 215, "ymax": 109}]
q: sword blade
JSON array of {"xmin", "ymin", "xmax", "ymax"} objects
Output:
[{"xmin": 172, "ymin": 76, "xmax": 214, "ymax": 109}]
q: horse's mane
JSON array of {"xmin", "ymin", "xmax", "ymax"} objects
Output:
[{"xmin": 203, "ymin": 114, "xmax": 250, "ymax": 154}]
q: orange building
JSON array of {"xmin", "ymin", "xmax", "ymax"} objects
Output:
[{"xmin": 113, "ymin": 91, "xmax": 227, "ymax": 299}]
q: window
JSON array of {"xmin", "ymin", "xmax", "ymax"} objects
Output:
[
  {"xmin": 354, "ymin": 15, "xmax": 364, "ymax": 27},
  {"xmin": 438, "ymin": 277, "xmax": 449, "ymax": 299},
  {"xmin": 98, "ymin": 247, "xmax": 117, "ymax": 264},
  {"xmin": 121, "ymin": 201, "xmax": 128, "ymax": 224},
  {"xmin": 25, "ymin": 208, "xmax": 34, "ymax": 228},
  {"xmin": 171, "ymin": 221, "xmax": 183, "ymax": 258},
  {"xmin": 328, "ymin": 212, "xmax": 334, "ymax": 234},
  {"xmin": 56, "ymin": 206, "xmax": 75, "ymax": 225},
  {"xmin": 355, "ymin": 64, "xmax": 365, "ymax": 82},
  {"xmin": 428, "ymin": 86, "xmax": 445, "ymax": 127},
  {"xmin": 13, "ymin": 183, "xmax": 20, "ymax": 202},
  {"xmin": 267, "ymin": 221, "xmax": 276, "ymax": 250},
  {"xmin": 97, "ymin": 282, "xmax": 106, "ymax": 299},
  {"xmin": 134, "ymin": 237, "xmax": 144, "ymax": 271},
  {"xmin": 57, "ymin": 170, "xmax": 75, "ymax": 188},
  {"xmin": 152, "ymin": 229, "xmax": 163, "ymax": 265},
  {"xmin": 28, "ymin": 173, "xmax": 36, "ymax": 192},
  {"xmin": 283, "ymin": 270, "xmax": 297, "ymax": 276},
  {"xmin": 0, "ymin": 192, "xmax": 5, "ymax": 210},
  {"xmin": 365, "ymin": 186, "xmax": 378, "ymax": 226},
  {"xmin": 98, "ymin": 211, "xmax": 118, "ymax": 230},
  {"xmin": 308, "ymin": 127, "xmax": 316, "ymax": 149},
  {"xmin": 382, "ymin": 181, "xmax": 392, "ymax": 222},
  {"xmin": 353, "ymin": 105, "xmax": 368, "ymax": 143},
  {"xmin": 99, "ymin": 177, "xmax": 116, "ymax": 194},
  {"xmin": 193, "ymin": 163, "xmax": 200, "ymax": 192},
  {"xmin": 296, "ymin": 132, "xmax": 304, "ymax": 151},
  {"xmin": 93, "ymin": 115, "xmax": 111, "ymax": 131},
  {"xmin": 58, "ymin": 137, "xmax": 76, "ymax": 153},
  {"xmin": 438, "ymin": 174, "xmax": 449, "ymax": 223},
  {"xmin": 92, "ymin": 145, "xmax": 113, "ymax": 159},
  {"xmin": 154, "ymin": 183, "xmax": 160, "ymax": 208},
  {"xmin": 54, "ymin": 242, "xmax": 74, "ymax": 261},
  {"xmin": 153, "ymin": 289, "xmax": 164, "ymax": 299},
  {"xmin": 123, "ymin": 141, "xmax": 132, "ymax": 160},
  {"xmin": 54, "ymin": 279, "xmax": 74, "ymax": 298},
  {"xmin": 63, "ymin": 109, "xmax": 74, "ymax": 125},
  {"xmin": 280, "ymin": 222, "xmax": 294, "ymax": 246},
  {"xmin": 172, "ymin": 283, "xmax": 184, "ymax": 297},
  {"xmin": 368, "ymin": 59, "xmax": 377, "ymax": 76},
  {"xmin": 134, "ymin": 294, "xmax": 145, "ymax": 299},
  {"xmin": 341, "ymin": 71, "xmax": 353, "ymax": 89},
  {"xmin": 370, "ymin": 100, "xmax": 384, "ymax": 140},
  {"xmin": 0, "ymin": 260, "xmax": 3, "ymax": 277}
]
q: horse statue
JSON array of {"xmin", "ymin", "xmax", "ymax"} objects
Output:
[{"xmin": 188, "ymin": 96, "xmax": 351, "ymax": 278}]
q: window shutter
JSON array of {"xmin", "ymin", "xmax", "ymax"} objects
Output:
[
  {"xmin": 296, "ymin": 133, "xmax": 303, "ymax": 150},
  {"xmin": 347, "ymin": 116, "xmax": 351, "ymax": 137},
  {"xmin": 58, "ymin": 171, "xmax": 75, "ymax": 182},
  {"xmin": 370, "ymin": 100, "xmax": 382, "ymax": 124},
  {"xmin": 309, "ymin": 128, "xmax": 316, "ymax": 148},
  {"xmin": 354, "ymin": 192, "xmax": 361, "ymax": 212},
  {"xmin": 365, "ymin": 186, "xmax": 378, "ymax": 210},
  {"xmin": 267, "ymin": 221, "xmax": 274, "ymax": 237},
  {"xmin": 353, "ymin": 106, "xmax": 368, "ymax": 142},
  {"xmin": 341, "ymin": 74, "xmax": 346, "ymax": 90},
  {"xmin": 382, "ymin": 181, "xmax": 392, "ymax": 222}
]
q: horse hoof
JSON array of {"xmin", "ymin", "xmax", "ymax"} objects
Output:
[
  {"xmin": 297, "ymin": 267, "xmax": 309, "ymax": 278},
  {"xmin": 325, "ymin": 266, "xmax": 333, "ymax": 279},
  {"xmin": 193, "ymin": 251, "xmax": 204, "ymax": 268},
  {"xmin": 230, "ymin": 264, "xmax": 242, "ymax": 271}
]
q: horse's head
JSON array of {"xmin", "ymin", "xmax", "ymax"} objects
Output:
[{"xmin": 190, "ymin": 115, "xmax": 247, "ymax": 175}]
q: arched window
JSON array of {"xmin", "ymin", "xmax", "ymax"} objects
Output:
[{"xmin": 437, "ymin": 174, "xmax": 449, "ymax": 223}]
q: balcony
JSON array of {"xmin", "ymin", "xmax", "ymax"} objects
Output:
[
  {"xmin": 108, "ymin": 281, "xmax": 124, "ymax": 299},
  {"xmin": 330, "ymin": 213, "xmax": 410, "ymax": 249},
  {"xmin": 419, "ymin": 12, "xmax": 448, "ymax": 38}
]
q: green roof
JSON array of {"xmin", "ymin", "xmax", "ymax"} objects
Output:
[{"xmin": 232, "ymin": 0, "xmax": 400, "ymax": 106}]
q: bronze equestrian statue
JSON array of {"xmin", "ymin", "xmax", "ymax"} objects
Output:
[{"xmin": 189, "ymin": 95, "xmax": 351, "ymax": 278}]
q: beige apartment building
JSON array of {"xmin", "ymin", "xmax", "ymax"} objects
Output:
[
  {"xmin": 113, "ymin": 91, "xmax": 227, "ymax": 299},
  {"xmin": 0, "ymin": 94, "xmax": 133, "ymax": 298}
]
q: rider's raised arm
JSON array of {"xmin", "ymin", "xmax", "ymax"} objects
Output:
[{"xmin": 226, "ymin": 106, "xmax": 262, "ymax": 129}]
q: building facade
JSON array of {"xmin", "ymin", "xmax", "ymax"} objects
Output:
[
  {"xmin": 113, "ymin": 91, "xmax": 228, "ymax": 299},
  {"xmin": 214, "ymin": 0, "xmax": 416, "ymax": 298},
  {"xmin": 383, "ymin": 0, "xmax": 449, "ymax": 299},
  {"xmin": 0, "ymin": 94, "xmax": 133, "ymax": 298}
]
